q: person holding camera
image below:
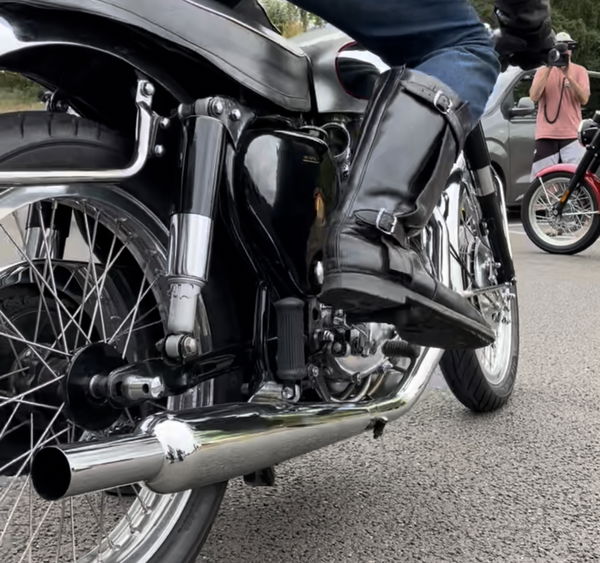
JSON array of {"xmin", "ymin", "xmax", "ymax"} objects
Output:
[{"xmin": 529, "ymin": 31, "xmax": 590, "ymax": 176}]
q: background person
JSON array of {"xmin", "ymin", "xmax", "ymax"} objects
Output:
[{"xmin": 529, "ymin": 31, "xmax": 590, "ymax": 177}]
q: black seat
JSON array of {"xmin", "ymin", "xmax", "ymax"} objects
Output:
[{"xmin": 14, "ymin": 0, "xmax": 313, "ymax": 111}]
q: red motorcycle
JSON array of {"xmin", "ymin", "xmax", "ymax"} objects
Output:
[{"xmin": 521, "ymin": 112, "xmax": 600, "ymax": 254}]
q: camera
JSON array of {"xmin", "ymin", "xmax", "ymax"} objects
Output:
[{"xmin": 548, "ymin": 41, "xmax": 577, "ymax": 68}]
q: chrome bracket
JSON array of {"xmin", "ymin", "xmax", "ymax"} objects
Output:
[{"xmin": 0, "ymin": 79, "xmax": 161, "ymax": 186}]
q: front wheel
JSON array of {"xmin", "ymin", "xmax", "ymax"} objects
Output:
[
  {"xmin": 440, "ymin": 184, "xmax": 519, "ymax": 412},
  {"xmin": 521, "ymin": 172, "xmax": 600, "ymax": 254}
]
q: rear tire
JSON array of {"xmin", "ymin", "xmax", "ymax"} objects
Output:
[{"xmin": 0, "ymin": 111, "xmax": 236, "ymax": 563}]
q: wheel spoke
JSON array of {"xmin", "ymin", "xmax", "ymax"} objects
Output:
[
  {"xmin": 108, "ymin": 278, "xmax": 157, "ymax": 346},
  {"xmin": 0, "ymin": 394, "xmax": 61, "ymax": 412},
  {"xmin": 0, "ymin": 407, "xmax": 66, "ymax": 476},
  {"xmin": 18, "ymin": 502, "xmax": 54, "ymax": 563},
  {"xmin": 0, "ymin": 224, "xmax": 91, "ymax": 345},
  {"xmin": 54, "ymin": 241, "xmax": 130, "ymax": 352},
  {"xmin": 0, "ymin": 308, "xmax": 65, "ymax": 380},
  {"xmin": 0, "ymin": 377, "xmax": 64, "ymax": 411},
  {"xmin": 87, "ymin": 228, "xmax": 119, "ymax": 345},
  {"xmin": 0, "ymin": 329, "xmax": 71, "ymax": 357},
  {"xmin": 121, "ymin": 271, "xmax": 149, "ymax": 359},
  {"xmin": 82, "ymin": 209, "xmax": 108, "ymax": 342},
  {"xmin": 38, "ymin": 203, "xmax": 69, "ymax": 352}
]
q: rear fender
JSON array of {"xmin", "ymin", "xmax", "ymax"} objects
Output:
[
  {"xmin": 0, "ymin": 8, "xmax": 247, "ymax": 223},
  {"xmin": 536, "ymin": 163, "xmax": 600, "ymax": 202},
  {"xmin": 0, "ymin": 8, "xmax": 242, "ymax": 131}
]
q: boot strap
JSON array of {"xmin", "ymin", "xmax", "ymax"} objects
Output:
[
  {"xmin": 400, "ymin": 76, "xmax": 472, "ymax": 147},
  {"xmin": 354, "ymin": 209, "xmax": 408, "ymax": 248}
]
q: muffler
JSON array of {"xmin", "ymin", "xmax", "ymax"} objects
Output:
[{"xmin": 31, "ymin": 347, "xmax": 442, "ymax": 501}]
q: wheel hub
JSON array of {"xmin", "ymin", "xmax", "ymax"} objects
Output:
[{"xmin": 65, "ymin": 343, "xmax": 126, "ymax": 431}]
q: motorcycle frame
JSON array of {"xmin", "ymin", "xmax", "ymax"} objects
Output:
[{"xmin": 0, "ymin": 5, "xmax": 515, "ymax": 397}]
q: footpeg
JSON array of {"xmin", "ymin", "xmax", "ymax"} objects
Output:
[
  {"xmin": 274, "ymin": 298, "xmax": 306, "ymax": 382},
  {"xmin": 382, "ymin": 340, "xmax": 419, "ymax": 359}
]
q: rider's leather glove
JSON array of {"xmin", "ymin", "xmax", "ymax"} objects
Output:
[{"xmin": 494, "ymin": 0, "xmax": 554, "ymax": 70}]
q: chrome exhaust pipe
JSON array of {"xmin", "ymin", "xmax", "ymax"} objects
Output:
[{"xmin": 32, "ymin": 346, "xmax": 442, "ymax": 500}]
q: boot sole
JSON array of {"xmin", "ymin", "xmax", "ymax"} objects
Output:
[{"xmin": 320, "ymin": 273, "xmax": 495, "ymax": 350}]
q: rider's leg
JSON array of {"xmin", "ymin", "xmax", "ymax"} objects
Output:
[
  {"xmin": 291, "ymin": 0, "xmax": 500, "ymax": 349},
  {"xmin": 291, "ymin": 0, "xmax": 498, "ymax": 121}
]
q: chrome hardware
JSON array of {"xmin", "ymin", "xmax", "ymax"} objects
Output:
[
  {"xmin": 376, "ymin": 208, "xmax": 398, "ymax": 236},
  {"xmin": 31, "ymin": 345, "xmax": 442, "ymax": 500},
  {"xmin": 209, "ymin": 98, "xmax": 225, "ymax": 116},
  {"xmin": 154, "ymin": 144, "xmax": 166, "ymax": 157},
  {"xmin": 105, "ymin": 369, "xmax": 165, "ymax": 404},
  {"xmin": 163, "ymin": 333, "xmax": 200, "ymax": 360},
  {"xmin": 142, "ymin": 81, "xmax": 156, "ymax": 97},
  {"xmin": 165, "ymin": 213, "xmax": 213, "ymax": 339},
  {"xmin": 229, "ymin": 108, "xmax": 242, "ymax": 121},
  {"xmin": 167, "ymin": 214, "xmax": 213, "ymax": 282},
  {"xmin": 24, "ymin": 226, "xmax": 60, "ymax": 260},
  {"xmin": 433, "ymin": 90, "xmax": 453, "ymax": 115},
  {"xmin": 0, "ymin": 80, "xmax": 160, "ymax": 186}
]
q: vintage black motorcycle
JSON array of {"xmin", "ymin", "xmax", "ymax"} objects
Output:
[{"xmin": 0, "ymin": 1, "xmax": 519, "ymax": 561}]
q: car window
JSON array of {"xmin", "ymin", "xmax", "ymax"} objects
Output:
[
  {"xmin": 583, "ymin": 74, "xmax": 600, "ymax": 120},
  {"xmin": 511, "ymin": 73, "xmax": 535, "ymax": 113}
]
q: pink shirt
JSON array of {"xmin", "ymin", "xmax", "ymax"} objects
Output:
[{"xmin": 532, "ymin": 64, "xmax": 590, "ymax": 140}]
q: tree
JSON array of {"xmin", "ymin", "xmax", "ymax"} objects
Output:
[
  {"xmin": 260, "ymin": 0, "xmax": 324, "ymax": 37},
  {"xmin": 469, "ymin": 0, "xmax": 600, "ymax": 70}
]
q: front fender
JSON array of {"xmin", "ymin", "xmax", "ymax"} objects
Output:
[{"xmin": 536, "ymin": 163, "xmax": 600, "ymax": 201}]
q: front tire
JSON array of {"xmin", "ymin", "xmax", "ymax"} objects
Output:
[
  {"xmin": 0, "ymin": 112, "xmax": 233, "ymax": 563},
  {"xmin": 440, "ymin": 183, "xmax": 519, "ymax": 412},
  {"xmin": 521, "ymin": 172, "xmax": 600, "ymax": 255}
]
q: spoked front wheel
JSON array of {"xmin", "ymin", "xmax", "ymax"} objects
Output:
[
  {"xmin": 521, "ymin": 172, "xmax": 600, "ymax": 254},
  {"xmin": 440, "ymin": 185, "xmax": 519, "ymax": 412}
]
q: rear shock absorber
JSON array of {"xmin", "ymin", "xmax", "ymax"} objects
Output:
[{"xmin": 163, "ymin": 103, "xmax": 226, "ymax": 360}]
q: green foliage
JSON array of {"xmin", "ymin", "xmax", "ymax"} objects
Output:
[
  {"xmin": 260, "ymin": 0, "xmax": 324, "ymax": 37},
  {"xmin": 469, "ymin": 0, "xmax": 600, "ymax": 70},
  {"xmin": 0, "ymin": 71, "xmax": 42, "ymax": 100}
]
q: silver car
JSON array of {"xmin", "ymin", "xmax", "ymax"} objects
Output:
[{"xmin": 481, "ymin": 66, "xmax": 600, "ymax": 207}]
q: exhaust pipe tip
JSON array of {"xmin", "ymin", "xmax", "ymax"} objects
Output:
[{"xmin": 32, "ymin": 446, "xmax": 72, "ymax": 501}]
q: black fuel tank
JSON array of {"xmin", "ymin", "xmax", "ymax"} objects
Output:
[{"xmin": 235, "ymin": 128, "xmax": 338, "ymax": 295}]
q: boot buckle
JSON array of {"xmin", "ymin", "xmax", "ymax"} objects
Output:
[
  {"xmin": 433, "ymin": 90, "xmax": 453, "ymax": 115},
  {"xmin": 376, "ymin": 209, "xmax": 398, "ymax": 236}
]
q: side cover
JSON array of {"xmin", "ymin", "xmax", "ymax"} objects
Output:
[{"xmin": 0, "ymin": 0, "xmax": 313, "ymax": 111}]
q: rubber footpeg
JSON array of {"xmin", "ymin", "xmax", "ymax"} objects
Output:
[
  {"xmin": 382, "ymin": 340, "xmax": 420, "ymax": 359},
  {"xmin": 274, "ymin": 297, "xmax": 306, "ymax": 382}
]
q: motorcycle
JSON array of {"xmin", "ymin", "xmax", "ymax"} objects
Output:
[
  {"xmin": 0, "ymin": 1, "xmax": 519, "ymax": 561},
  {"xmin": 521, "ymin": 112, "xmax": 600, "ymax": 254}
]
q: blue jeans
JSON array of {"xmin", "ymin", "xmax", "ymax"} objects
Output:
[{"xmin": 291, "ymin": 0, "xmax": 499, "ymax": 121}]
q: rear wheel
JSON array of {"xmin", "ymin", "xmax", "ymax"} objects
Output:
[
  {"xmin": 0, "ymin": 112, "xmax": 231, "ymax": 563},
  {"xmin": 521, "ymin": 172, "xmax": 600, "ymax": 254}
]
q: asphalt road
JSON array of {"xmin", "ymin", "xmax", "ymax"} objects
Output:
[{"xmin": 199, "ymin": 223, "xmax": 600, "ymax": 563}]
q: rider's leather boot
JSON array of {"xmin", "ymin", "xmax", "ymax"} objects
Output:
[{"xmin": 320, "ymin": 68, "xmax": 495, "ymax": 349}]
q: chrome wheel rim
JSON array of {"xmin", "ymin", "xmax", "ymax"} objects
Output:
[
  {"xmin": 0, "ymin": 185, "xmax": 211, "ymax": 563},
  {"xmin": 529, "ymin": 176, "xmax": 597, "ymax": 248},
  {"xmin": 458, "ymin": 189, "xmax": 516, "ymax": 385}
]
